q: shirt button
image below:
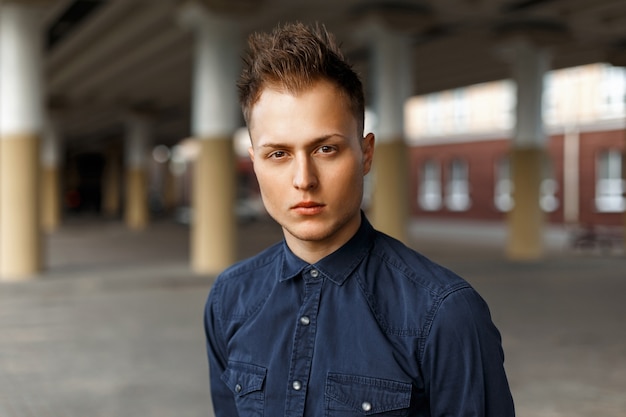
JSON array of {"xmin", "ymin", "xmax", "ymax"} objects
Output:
[
  {"xmin": 292, "ymin": 380, "xmax": 302, "ymax": 391},
  {"xmin": 361, "ymin": 401, "xmax": 372, "ymax": 412},
  {"xmin": 299, "ymin": 316, "xmax": 310, "ymax": 326},
  {"xmin": 310, "ymin": 269, "xmax": 319, "ymax": 278},
  {"xmin": 235, "ymin": 384, "xmax": 242, "ymax": 393}
]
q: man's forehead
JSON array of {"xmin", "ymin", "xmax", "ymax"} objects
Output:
[
  {"xmin": 253, "ymin": 79, "xmax": 344, "ymax": 104},
  {"xmin": 248, "ymin": 81, "xmax": 350, "ymax": 128}
]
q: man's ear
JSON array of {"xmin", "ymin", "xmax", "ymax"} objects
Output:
[{"xmin": 362, "ymin": 133, "xmax": 375, "ymax": 175}]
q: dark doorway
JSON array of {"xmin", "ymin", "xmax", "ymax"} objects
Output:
[{"xmin": 64, "ymin": 152, "xmax": 105, "ymax": 214}]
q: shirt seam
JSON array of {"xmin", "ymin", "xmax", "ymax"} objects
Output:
[
  {"xmin": 221, "ymin": 243, "xmax": 283, "ymax": 279},
  {"xmin": 417, "ymin": 284, "xmax": 474, "ymax": 362}
]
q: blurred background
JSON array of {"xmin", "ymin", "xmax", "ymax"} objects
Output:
[{"xmin": 0, "ymin": 0, "xmax": 625, "ymax": 416}]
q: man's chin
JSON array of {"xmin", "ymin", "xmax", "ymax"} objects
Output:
[{"xmin": 283, "ymin": 222, "xmax": 332, "ymax": 243}]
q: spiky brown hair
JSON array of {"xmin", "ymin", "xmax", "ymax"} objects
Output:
[{"xmin": 237, "ymin": 22, "xmax": 365, "ymax": 135}]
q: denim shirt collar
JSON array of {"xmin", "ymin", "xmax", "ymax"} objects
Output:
[{"xmin": 279, "ymin": 212, "xmax": 375, "ymax": 285}]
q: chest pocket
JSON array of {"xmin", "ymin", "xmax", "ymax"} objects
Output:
[
  {"xmin": 221, "ymin": 361, "xmax": 267, "ymax": 417},
  {"xmin": 325, "ymin": 373, "xmax": 412, "ymax": 416}
]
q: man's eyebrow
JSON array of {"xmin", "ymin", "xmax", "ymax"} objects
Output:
[
  {"xmin": 257, "ymin": 142, "xmax": 288, "ymax": 149},
  {"xmin": 257, "ymin": 134, "xmax": 348, "ymax": 149}
]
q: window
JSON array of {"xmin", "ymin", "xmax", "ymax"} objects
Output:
[
  {"xmin": 445, "ymin": 158, "xmax": 471, "ymax": 211},
  {"xmin": 494, "ymin": 156, "xmax": 513, "ymax": 212},
  {"xmin": 426, "ymin": 93, "xmax": 443, "ymax": 135},
  {"xmin": 540, "ymin": 179, "xmax": 559, "ymax": 212},
  {"xmin": 494, "ymin": 155, "xmax": 559, "ymax": 213},
  {"xmin": 452, "ymin": 88, "xmax": 469, "ymax": 132},
  {"xmin": 543, "ymin": 72, "xmax": 557, "ymax": 125},
  {"xmin": 418, "ymin": 160, "xmax": 442, "ymax": 211},
  {"xmin": 501, "ymin": 80, "xmax": 516, "ymax": 131},
  {"xmin": 540, "ymin": 159, "xmax": 559, "ymax": 213},
  {"xmin": 600, "ymin": 65, "xmax": 626, "ymax": 118},
  {"xmin": 596, "ymin": 150, "xmax": 625, "ymax": 212}
]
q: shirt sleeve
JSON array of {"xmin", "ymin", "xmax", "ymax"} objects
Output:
[
  {"xmin": 204, "ymin": 283, "xmax": 239, "ymax": 417},
  {"xmin": 421, "ymin": 287, "xmax": 515, "ymax": 417}
]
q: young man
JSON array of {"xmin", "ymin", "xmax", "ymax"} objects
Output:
[{"xmin": 204, "ymin": 22, "xmax": 515, "ymax": 417}]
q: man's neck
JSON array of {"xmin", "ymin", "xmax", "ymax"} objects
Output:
[{"xmin": 283, "ymin": 217, "xmax": 362, "ymax": 264}]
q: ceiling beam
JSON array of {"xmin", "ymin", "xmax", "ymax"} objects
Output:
[{"xmin": 48, "ymin": 0, "xmax": 174, "ymax": 91}]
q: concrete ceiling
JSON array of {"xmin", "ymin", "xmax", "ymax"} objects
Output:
[{"xmin": 38, "ymin": 0, "xmax": 626, "ymax": 148}]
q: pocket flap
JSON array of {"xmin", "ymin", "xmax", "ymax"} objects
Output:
[
  {"xmin": 221, "ymin": 362, "xmax": 267, "ymax": 396},
  {"xmin": 326, "ymin": 373, "xmax": 412, "ymax": 415}
]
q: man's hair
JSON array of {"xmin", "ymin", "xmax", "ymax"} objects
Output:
[{"xmin": 238, "ymin": 22, "xmax": 365, "ymax": 135}]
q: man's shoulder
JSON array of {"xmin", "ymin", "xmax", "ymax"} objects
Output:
[
  {"xmin": 369, "ymin": 230, "xmax": 470, "ymax": 296},
  {"xmin": 352, "ymin": 229, "xmax": 474, "ymax": 339},
  {"xmin": 208, "ymin": 241, "xmax": 283, "ymax": 320},
  {"xmin": 216, "ymin": 241, "xmax": 283, "ymax": 285}
]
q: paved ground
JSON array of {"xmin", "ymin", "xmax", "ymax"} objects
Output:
[{"xmin": 0, "ymin": 216, "xmax": 625, "ymax": 417}]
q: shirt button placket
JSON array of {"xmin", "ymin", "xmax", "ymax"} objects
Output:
[{"xmin": 284, "ymin": 268, "xmax": 323, "ymax": 416}]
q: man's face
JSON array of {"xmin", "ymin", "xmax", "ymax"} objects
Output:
[{"xmin": 248, "ymin": 79, "xmax": 374, "ymax": 260}]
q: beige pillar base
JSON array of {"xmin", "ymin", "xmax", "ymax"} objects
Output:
[
  {"xmin": 41, "ymin": 166, "xmax": 61, "ymax": 233},
  {"xmin": 370, "ymin": 139, "xmax": 409, "ymax": 243},
  {"xmin": 0, "ymin": 134, "xmax": 41, "ymax": 280},
  {"xmin": 191, "ymin": 138, "xmax": 236, "ymax": 275},
  {"xmin": 506, "ymin": 148, "xmax": 545, "ymax": 260},
  {"xmin": 124, "ymin": 168, "xmax": 149, "ymax": 230}
]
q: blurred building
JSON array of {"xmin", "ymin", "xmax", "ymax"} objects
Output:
[
  {"xmin": 407, "ymin": 63, "xmax": 626, "ymax": 228},
  {"xmin": 1, "ymin": 0, "xmax": 625, "ymax": 280}
]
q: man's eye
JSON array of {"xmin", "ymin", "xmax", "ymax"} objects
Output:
[
  {"xmin": 269, "ymin": 151, "xmax": 286, "ymax": 159},
  {"xmin": 317, "ymin": 145, "xmax": 336, "ymax": 154}
]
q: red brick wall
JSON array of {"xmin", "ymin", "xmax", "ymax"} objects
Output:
[
  {"xmin": 409, "ymin": 139, "xmax": 509, "ymax": 221},
  {"xmin": 409, "ymin": 128, "xmax": 625, "ymax": 227}
]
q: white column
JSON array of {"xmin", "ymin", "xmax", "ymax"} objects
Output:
[
  {"xmin": 124, "ymin": 114, "xmax": 150, "ymax": 230},
  {"xmin": 369, "ymin": 26, "xmax": 412, "ymax": 243},
  {"xmin": 510, "ymin": 41, "xmax": 550, "ymax": 148},
  {"xmin": 179, "ymin": 2, "xmax": 240, "ymax": 275},
  {"xmin": 190, "ymin": 21, "xmax": 240, "ymax": 144},
  {"xmin": 0, "ymin": 3, "xmax": 45, "ymax": 280},
  {"xmin": 0, "ymin": 4, "xmax": 45, "ymax": 134},
  {"xmin": 503, "ymin": 39, "xmax": 551, "ymax": 260}
]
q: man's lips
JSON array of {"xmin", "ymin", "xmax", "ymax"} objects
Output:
[
  {"xmin": 291, "ymin": 201, "xmax": 325, "ymax": 214},
  {"xmin": 292, "ymin": 201, "xmax": 323, "ymax": 209}
]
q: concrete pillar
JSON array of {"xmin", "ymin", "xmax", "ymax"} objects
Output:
[
  {"xmin": 369, "ymin": 27, "xmax": 412, "ymax": 243},
  {"xmin": 0, "ymin": 3, "xmax": 45, "ymax": 280},
  {"xmin": 562, "ymin": 126, "xmax": 580, "ymax": 225},
  {"xmin": 41, "ymin": 119, "xmax": 63, "ymax": 232},
  {"xmin": 124, "ymin": 115, "xmax": 150, "ymax": 230},
  {"xmin": 102, "ymin": 143, "xmax": 122, "ymax": 218},
  {"xmin": 504, "ymin": 40, "xmax": 551, "ymax": 260},
  {"xmin": 179, "ymin": 3, "xmax": 239, "ymax": 275}
]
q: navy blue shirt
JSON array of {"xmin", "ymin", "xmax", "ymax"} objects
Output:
[{"xmin": 204, "ymin": 215, "xmax": 515, "ymax": 416}]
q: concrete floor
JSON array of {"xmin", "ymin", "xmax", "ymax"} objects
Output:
[{"xmin": 0, "ymin": 216, "xmax": 624, "ymax": 417}]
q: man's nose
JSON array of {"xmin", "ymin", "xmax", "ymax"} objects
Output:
[{"xmin": 292, "ymin": 156, "xmax": 318, "ymax": 190}]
